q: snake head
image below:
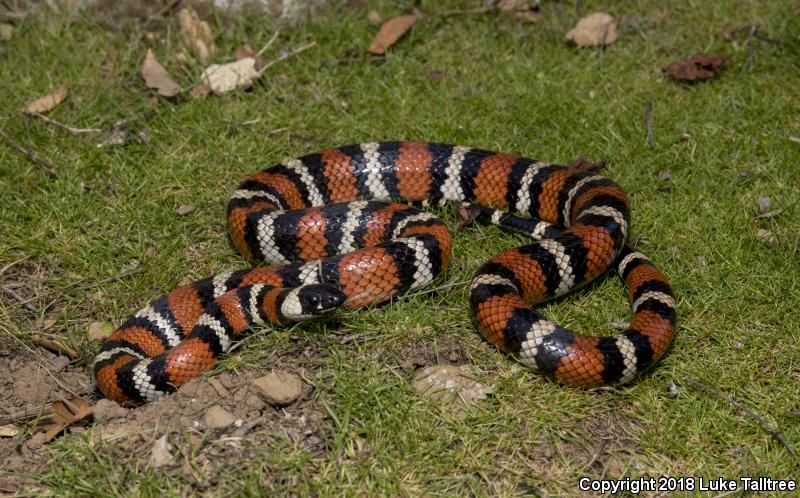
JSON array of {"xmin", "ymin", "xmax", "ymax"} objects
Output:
[{"xmin": 278, "ymin": 283, "xmax": 346, "ymax": 321}]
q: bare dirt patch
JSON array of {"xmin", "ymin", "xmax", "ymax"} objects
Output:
[{"xmin": 0, "ymin": 343, "xmax": 93, "ymax": 492}]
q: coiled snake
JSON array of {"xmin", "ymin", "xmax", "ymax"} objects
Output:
[{"xmin": 94, "ymin": 142, "xmax": 677, "ymax": 404}]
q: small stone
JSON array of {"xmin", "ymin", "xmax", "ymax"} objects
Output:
[
  {"xmin": 207, "ymin": 378, "xmax": 230, "ymax": 398},
  {"xmin": 656, "ymin": 170, "xmax": 673, "ymax": 181},
  {"xmin": 175, "ymin": 204, "xmax": 195, "ymax": 216},
  {"xmin": 149, "ymin": 435, "xmax": 173, "ymax": 467},
  {"xmin": 88, "ymin": 321, "xmax": 115, "ymax": 342},
  {"xmin": 204, "ymin": 405, "xmax": 237, "ymax": 429},
  {"xmin": 757, "ymin": 196, "xmax": 771, "ymax": 213},
  {"xmin": 25, "ymin": 432, "xmax": 48, "ymax": 450},
  {"xmin": 245, "ymin": 394, "xmax": 265, "ymax": 410},
  {"xmin": 94, "ymin": 399, "xmax": 129, "ymax": 422},
  {"xmin": 668, "ymin": 381, "xmax": 679, "ymax": 399},
  {"xmin": 411, "ymin": 365, "xmax": 487, "ymax": 417},
  {"xmin": 251, "ymin": 370, "xmax": 303, "ymax": 407},
  {"xmin": 0, "ymin": 424, "xmax": 19, "ymax": 437}
]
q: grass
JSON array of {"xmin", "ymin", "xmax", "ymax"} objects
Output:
[{"xmin": 1, "ymin": 0, "xmax": 799, "ymax": 495}]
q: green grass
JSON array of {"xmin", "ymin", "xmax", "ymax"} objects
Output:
[{"xmin": 2, "ymin": 0, "xmax": 799, "ymax": 495}]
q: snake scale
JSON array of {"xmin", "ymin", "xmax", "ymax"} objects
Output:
[{"xmin": 93, "ymin": 141, "xmax": 677, "ymax": 404}]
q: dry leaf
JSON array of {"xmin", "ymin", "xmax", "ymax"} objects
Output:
[
  {"xmin": 0, "ymin": 23, "xmax": 13, "ymax": 41},
  {"xmin": 758, "ymin": 196, "xmax": 771, "ymax": 213},
  {"xmin": 756, "ymin": 228, "xmax": 775, "ymax": 247},
  {"xmin": 0, "ymin": 424, "xmax": 20, "ymax": 437},
  {"xmin": 367, "ymin": 10, "xmax": 382, "ymax": 25},
  {"xmin": 34, "ymin": 396, "xmax": 94, "ymax": 443},
  {"xmin": 498, "ymin": 0, "xmax": 540, "ymax": 21},
  {"xmin": 202, "ymin": 58, "xmax": 259, "ymax": 94},
  {"xmin": 23, "ymin": 87, "xmax": 69, "ymax": 114},
  {"xmin": 568, "ymin": 156, "xmax": 606, "ymax": 172},
  {"xmin": 178, "ymin": 7, "xmax": 218, "ymax": 66},
  {"xmin": 234, "ymin": 43, "xmax": 257, "ymax": 61},
  {"xmin": 150, "ymin": 434, "xmax": 174, "ymax": 467},
  {"xmin": 87, "ymin": 321, "xmax": 115, "ymax": 342},
  {"xmin": 175, "ymin": 204, "xmax": 195, "ymax": 216},
  {"xmin": 141, "ymin": 49, "xmax": 181, "ymax": 97},
  {"xmin": 566, "ymin": 12, "xmax": 618, "ymax": 47},
  {"xmin": 368, "ymin": 15, "xmax": 418, "ymax": 55},
  {"xmin": 663, "ymin": 53, "xmax": 727, "ymax": 82},
  {"xmin": 190, "ymin": 83, "xmax": 212, "ymax": 99},
  {"xmin": 234, "ymin": 43, "xmax": 263, "ymax": 70}
]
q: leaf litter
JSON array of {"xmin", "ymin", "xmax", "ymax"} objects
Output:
[
  {"xmin": 23, "ymin": 87, "xmax": 69, "ymax": 114},
  {"xmin": 141, "ymin": 49, "xmax": 181, "ymax": 97},
  {"xmin": 566, "ymin": 12, "xmax": 618, "ymax": 47},
  {"xmin": 663, "ymin": 53, "xmax": 727, "ymax": 82},
  {"xmin": 368, "ymin": 15, "xmax": 418, "ymax": 55}
]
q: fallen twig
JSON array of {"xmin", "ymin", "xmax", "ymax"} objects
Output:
[
  {"xmin": 0, "ymin": 128, "xmax": 57, "ymax": 176},
  {"xmin": 257, "ymin": 41, "xmax": 317, "ymax": 77},
  {"xmin": 788, "ymin": 136, "xmax": 800, "ymax": 145},
  {"xmin": 256, "ymin": 31, "xmax": 281, "ymax": 58},
  {"xmin": 26, "ymin": 112, "xmax": 102, "ymax": 134},
  {"xmin": 683, "ymin": 376, "xmax": 796, "ymax": 456},
  {"xmin": 644, "ymin": 102, "xmax": 656, "ymax": 149},
  {"xmin": 0, "ymin": 405, "xmax": 53, "ymax": 425},
  {"xmin": 2, "ymin": 285, "xmax": 37, "ymax": 311},
  {"xmin": 32, "ymin": 334, "xmax": 79, "ymax": 359}
]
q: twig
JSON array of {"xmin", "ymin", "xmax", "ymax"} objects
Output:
[
  {"xmin": 788, "ymin": 136, "xmax": 800, "ymax": 145},
  {"xmin": 32, "ymin": 334, "xmax": 79, "ymax": 359},
  {"xmin": 0, "ymin": 405, "xmax": 53, "ymax": 425},
  {"xmin": 25, "ymin": 112, "xmax": 102, "ymax": 134},
  {"xmin": 257, "ymin": 41, "xmax": 317, "ymax": 77},
  {"xmin": 747, "ymin": 26, "xmax": 756, "ymax": 71},
  {"xmin": 60, "ymin": 266, "xmax": 144, "ymax": 292},
  {"xmin": 644, "ymin": 102, "xmax": 656, "ymax": 149},
  {"xmin": 428, "ymin": 5, "xmax": 497, "ymax": 17},
  {"xmin": 2, "ymin": 285, "xmax": 37, "ymax": 311},
  {"xmin": 683, "ymin": 376, "xmax": 796, "ymax": 456},
  {"xmin": 256, "ymin": 30, "xmax": 281, "ymax": 58},
  {"xmin": 0, "ymin": 128, "xmax": 57, "ymax": 176}
]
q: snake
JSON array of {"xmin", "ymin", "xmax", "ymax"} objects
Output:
[{"xmin": 93, "ymin": 141, "xmax": 677, "ymax": 404}]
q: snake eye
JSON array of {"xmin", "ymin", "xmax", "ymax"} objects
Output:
[
  {"xmin": 299, "ymin": 284, "xmax": 346, "ymax": 313},
  {"xmin": 278, "ymin": 284, "xmax": 345, "ymax": 321}
]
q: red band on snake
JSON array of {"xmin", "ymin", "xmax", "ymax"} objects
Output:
[{"xmin": 93, "ymin": 142, "xmax": 677, "ymax": 404}]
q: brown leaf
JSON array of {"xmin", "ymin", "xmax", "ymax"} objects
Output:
[
  {"xmin": 568, "ymin": 156, "xmax": 606, "ymax": 172},
  {"xmin": 368, "ymin": 15, "xmax": 418, "ymax": 55},
  {"xmin": 34, "ymin": 396, "xmax": 94, "ymax": 443},
  {"xmin": 234, "ymin": 43, "xmax": 257, "ymax": 61},
  {"xmin": 566, "ymin": 12, "xmax": 618, "ymax": 47},
  {"xmin": 663, "ymin": 53, "xmax": 727, "ymax": 82},
  {"xmin": 23, "ymin": 87, "xmax": 69, "ymax": 114},
  {"xmin": 234, "ymin": 43, "xmax": 263, "ymax": 70},
  {"xmin": 756, "ymin": 228, "xmax": 775, "ymax": 247},
  {"xmin": 141, "ymin": 49, "xmax": 181, "ymax": 97}
]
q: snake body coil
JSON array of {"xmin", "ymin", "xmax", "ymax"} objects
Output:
[{"xmin": 94, "ymin": 142, "xmax": 676, "ymax": 404}]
